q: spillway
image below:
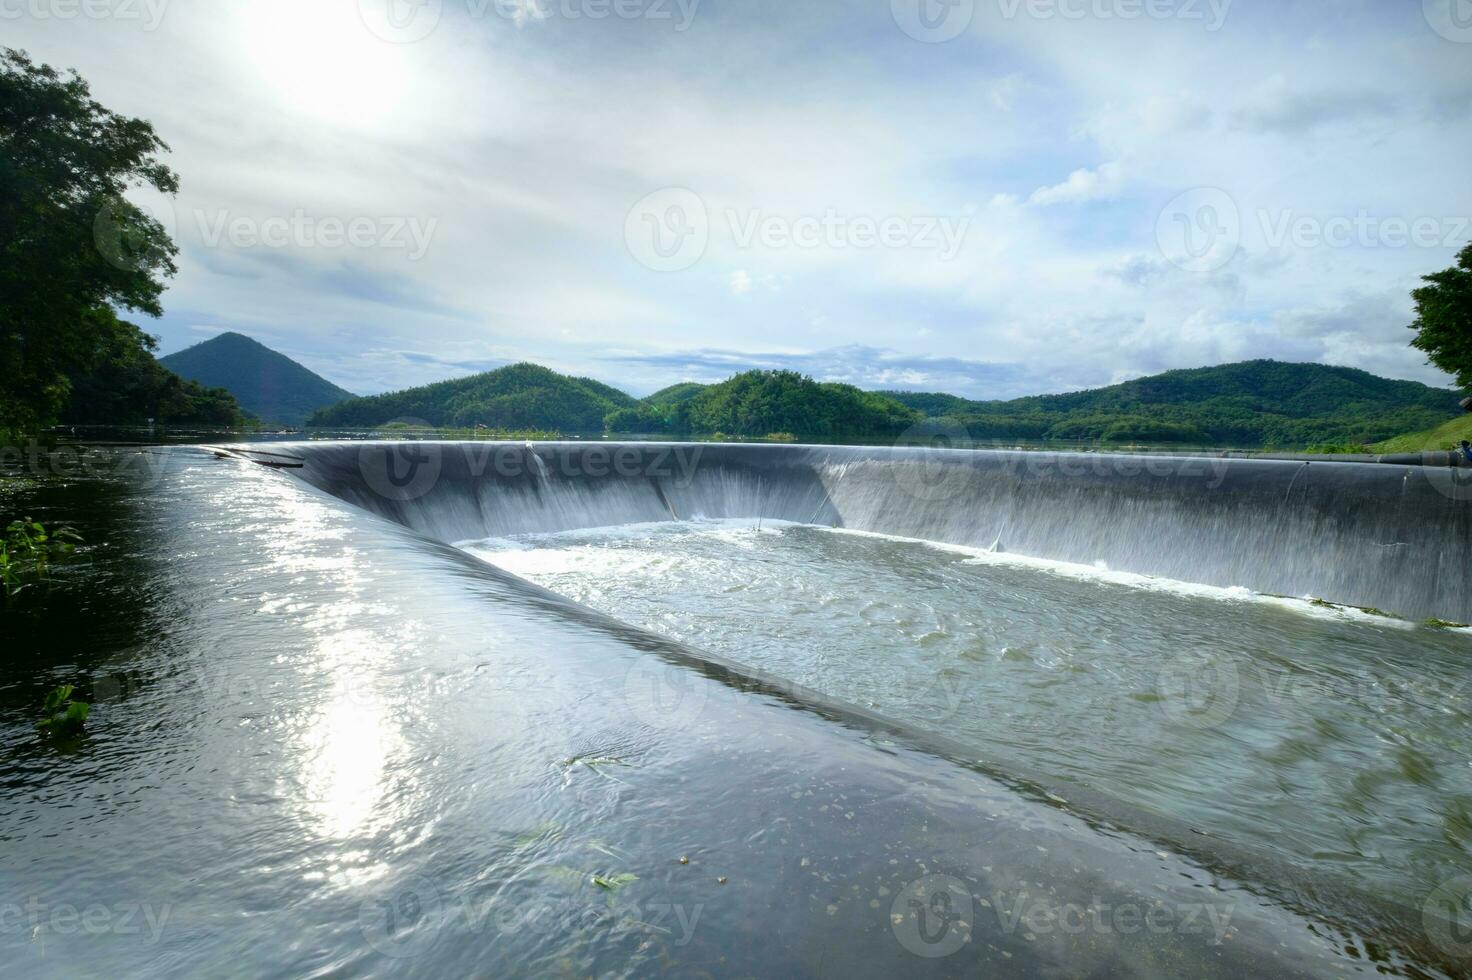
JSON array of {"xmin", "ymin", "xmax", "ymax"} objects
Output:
[{"xmin": 294, "ymin": 441, "xmax": 1472, "ymax": 624}]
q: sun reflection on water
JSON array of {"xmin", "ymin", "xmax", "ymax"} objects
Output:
[{"xmin": 297, "ymin": 634, "xmax": 406, "ymax": 841}]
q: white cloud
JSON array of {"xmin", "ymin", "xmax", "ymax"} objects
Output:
[
  {"xmin": 1231, "ymin": 74, "xmax": 1398, "ymax": 133},
  {"xmin": 1028, "ymin": 163, "xmax": 1123, "ymax": 207},
  {"xmin": 505, "ymin": 0, "xmax": 550, "ymax": 28},
  {"xmin": 988, "ymin": 72, "xmax": 1027, "ymax": 112},
  {"xmin": 5, "ymin": 0, "xmax": 1466, "ymax": 400}
]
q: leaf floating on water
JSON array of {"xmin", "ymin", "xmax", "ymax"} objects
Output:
[
  {"xmin": 561, "ymin": 754, "xmax": 630, "ymax": 768},
  {"xmin": 591, "ymin": 872, "xmax": 638, "ymax": 890},
  {"xmin": 559, "ymin": 755, "xmax": 633, "ymax": 785}
]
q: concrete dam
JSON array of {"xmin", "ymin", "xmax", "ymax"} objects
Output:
[{"xmin": 293, "ymin": 441, "xmax": 1472, "ymax": 625}]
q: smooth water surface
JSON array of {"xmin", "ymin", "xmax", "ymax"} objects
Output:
[{"xmin": 464, "ymin": 518, "xmax": 1472, "ymax": 913}]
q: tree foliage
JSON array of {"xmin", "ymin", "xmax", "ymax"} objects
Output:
[
  {"xmin": 605, "ymin": 403, "xmax": 679, "ymax": 434},
  {"xmin": 610, "ymin": 372, "xmax": 923, "ymax": 438},
  {"xmin": 61, "ymin": 311, "xmax": 242, "ymax": 426},
  {"xmin": 1408, "ymin": 243, "xmax": 1472, "ymax": 391},
  {"xmin": 642, "ymin": 383, "xmax": 708, "ymax": 407},
  {"xmin": 0, "ymin": 49, "xmax": 236, "ymax": 433}
]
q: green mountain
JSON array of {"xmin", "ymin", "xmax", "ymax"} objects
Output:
[
  {"xmin": 881, "ymin": 390, "xmax": 970, "ymax": 418},
  {"xmin": 608, "ymin": 370, "xmax": 920, "ymax": 440},
  {"xmin": 881, "ymin": 360, "xmax": 1459, "ymax": 448},
  {"xmin": 283, "ymin": 356, "xmax": 1455, "ymax": 448},
  {"xmin": 601, "ymin": 382, "xmax": 712, "ymax": 433},
  {"xmin": 309, "ymin": 362, "xmax": 636, "ymax": 430},
  {"xmin": 160, "ymin": 332, "xmax": 354, "ymax": 426},
  {"xmin": 644, "ymin": 382, "xmax": 709, "ymax": 406}
]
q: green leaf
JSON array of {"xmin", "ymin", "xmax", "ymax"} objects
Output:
[
  {"xmin": 591, "ymin": 873, "xmax": 638, "ymax": 890},
  {"xmin": 41, "ymin": 685, "xmax": 72, "ymax": 714}
]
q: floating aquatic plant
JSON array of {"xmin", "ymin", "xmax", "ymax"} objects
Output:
[
  {"xmin": 1, "ymin": 519, "xmax": 81, "ymax": 597},
  {"xmin": 1307, "ymin": 597, "xmax": 1394, "ymax": 618},
  {"xmin": 559, "ymin": 754, "xmax": 632, "ymax": 786},
  {"xmin": 591, "ymin": 871, "xmax": 640, "ymax": 906},
  {"xmin": 591, "ymin": 872, "xmax": 638, "ymax": 891},
  {"xmin": 37, "ymin": 684, "xmax": 90, "ymax": 737}
]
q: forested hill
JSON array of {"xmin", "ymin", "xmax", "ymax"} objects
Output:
[
  {"xmin": 880, "ymin": 360, "xmax": 1459, "ymax": 447},
  {"xmin": 301, "ymin": 357, "xmax": 1455, "ymax": 448},
  {"xmin": 643, "ymin": 383, "xmax": 709, "ymax": 407},
  {"xmin": 308, "ymin": 362, "xmax": 636, "ymax": 430},
  {"xmin": 310, "ymin": 364, "xmax": 920, "ymax": 440},
  {"xmin": 608, "ymin": 370, "xmax": 919, "ymax": 440},
  {"xmin": 160, "ymin": 332, "xmax": 354, "ymax": 426}
]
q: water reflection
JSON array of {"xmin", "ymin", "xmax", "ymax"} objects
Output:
[{"xmin": 300, "ymin": 666, "xmax": 399, "ymax": 841}]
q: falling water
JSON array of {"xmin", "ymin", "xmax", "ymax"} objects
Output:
[{"xmin": 297, "ymin": 441, "xmax": 1472, "ymax": 623}]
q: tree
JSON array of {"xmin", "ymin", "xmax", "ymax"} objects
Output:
[
  {"xmin": 61, "ymin": 310, "xmax": 242, "ymax": 427},
  {"xmin": 682, "ymin": 370, "xmax": 920, "ymax": 439},
  {"xmin": 1409, "ymin": 243, "xmax": 1472, "ymax": 391},
  {"xmin": 0, "ymin": 47, "xmax": 180, "ymax": 434}
]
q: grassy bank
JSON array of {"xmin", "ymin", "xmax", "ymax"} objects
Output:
[{"xmin": 1372, "ymin": 415, "xmax": 1472, "ymax": 453}]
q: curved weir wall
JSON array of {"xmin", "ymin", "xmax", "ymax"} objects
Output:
[{"xmin": 290, "ymin": 441, "xmax": 1472, "ymax": 624}]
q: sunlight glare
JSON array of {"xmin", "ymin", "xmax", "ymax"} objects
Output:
[{"xmin": 241, "ymin": 0, "xmax": 406, "ymax": 123}]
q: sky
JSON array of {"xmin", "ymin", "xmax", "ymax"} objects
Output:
[{"xmin": 9, "ymin": 0, "xmax": 1472, "ymax": 398}]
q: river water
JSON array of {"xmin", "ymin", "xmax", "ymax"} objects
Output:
[
  {"xmin": 0, "ymin": 447, "xmax": 1460, "ymax": 977},
  {"xmin": 463, "ymin": 518, "xmax": 1472, "ymax": 916}
]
